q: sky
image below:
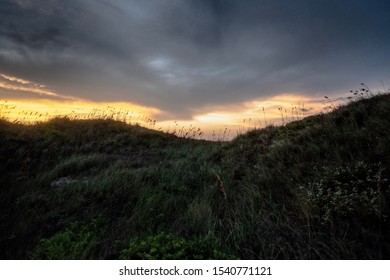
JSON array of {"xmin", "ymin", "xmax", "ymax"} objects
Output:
[{"xmin": 1, "ymin": 0, "xmax": 389, "ymax": 136}]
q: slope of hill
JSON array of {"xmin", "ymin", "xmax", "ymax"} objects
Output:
[{"xmin": 1, "ymin": 94, "xmax": 389, "ymax": 259}]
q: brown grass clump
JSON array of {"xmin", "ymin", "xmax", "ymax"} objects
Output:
[{"xmin": 215, "ymin": 173, "xmax": 227, "ymax": 200}]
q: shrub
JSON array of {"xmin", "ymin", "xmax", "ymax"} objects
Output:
[
  {"xmin": 120, "ymin": 232, "xmax": 236, "ymax": 260},
  {"xmin": 302, "ymin": 162, "xmax": 387, "ymax": 225},
  {"xmin": 29, "ymin": 217, "xmax": 103, "ymax": 259}
]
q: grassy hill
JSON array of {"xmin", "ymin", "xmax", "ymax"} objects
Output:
[{"xmin": 1, "ymin": 94, "xmax": 390, "ymax": 259}]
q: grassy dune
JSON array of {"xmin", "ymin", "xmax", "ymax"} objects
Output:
[{"xmin": 1, "ymin": 94, "xmax": 389, "ymax": 259}]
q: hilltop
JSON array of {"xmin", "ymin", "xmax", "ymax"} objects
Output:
[{"xmin": 1, "ymin": 94, "xmax": 389, "ymax": 259}]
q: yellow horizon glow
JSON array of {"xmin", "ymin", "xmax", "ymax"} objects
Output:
[
  {"xmin": 192, "ymin": 93, "xmax": 325, "ymax": 126},
  {"xmin": 154, "ymin": 93, "xmax": 329, "ymax": 139},
  {"xmin": 1, "ymin": 93, "xmax": 331, "ymax": 140},
  {"xmin": 0, "ymin": 98, "xmax": 162, "ymax": 126},
  {"xmin": 0, "ymin": 73, "xmax": 339, "ymax": 140}
]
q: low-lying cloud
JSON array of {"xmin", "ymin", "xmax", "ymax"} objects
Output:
[{"xmin": 0, "ymin": 73, "xmax": 75, "ymax": 100}]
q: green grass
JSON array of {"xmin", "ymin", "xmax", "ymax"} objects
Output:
[{"xmin": 0, "ymin": 94, "xmax": 389, "ymax": 259}]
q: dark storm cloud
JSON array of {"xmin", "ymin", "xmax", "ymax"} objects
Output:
[
  {"xmin": 0, "ymin": 0, "xmax": 71, "ymax": 49},
  {"xmin": 1, "ymin": 0, "xmax": 389, "ymax": 119},
  {"xmin": 4, "ymin": 27, "xmax": 66, "ymax": 50}
]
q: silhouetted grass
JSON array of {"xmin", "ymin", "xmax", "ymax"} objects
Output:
[{"xmin": 0, "ymin": 93, "xmax": 389, "ymax": 259}]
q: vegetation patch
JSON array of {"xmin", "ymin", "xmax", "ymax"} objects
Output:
[
  {"xmin": 29, "ymin": 217, "xmax": 104, "ymax": 260},
  {"xmin": 120, "ymin": 232, "xmax": 236, "ymax": 260},
  {"xmin": 1, "ymin": 93, "xmax": 390, "ymax": 259}
]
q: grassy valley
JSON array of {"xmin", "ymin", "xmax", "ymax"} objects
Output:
[{"xmin": 1, "ymin": 94, "xmax": 390, "ymax": 259}]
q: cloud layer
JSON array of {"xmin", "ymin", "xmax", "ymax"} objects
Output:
[
  {"xmin": 1, "ymin": 0, "xmax": 389, "ymax": 120},
  {"xmin": 0, "ymin": 73, "xmax": 76, "ymax": 100}
]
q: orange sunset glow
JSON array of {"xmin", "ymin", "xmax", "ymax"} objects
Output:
[
  {"xmin": 0, "ymin": 94, "xmax": 328, "ymax": 140},
  {"xmin": 0, "ymin": 72, "xmax": 330, "ymax": 139}
]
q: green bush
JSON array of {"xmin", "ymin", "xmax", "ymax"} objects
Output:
[
  {"xmin": 120, "ymin": 232, "xmax": 236, "ymax": 260},
  {"xmin": 29, "ymin": 217, "xmax": 103, "ymax": 259},
  {"xmin": 303, "ymin": 162, "xmax": 387, "ymax": 224}
]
